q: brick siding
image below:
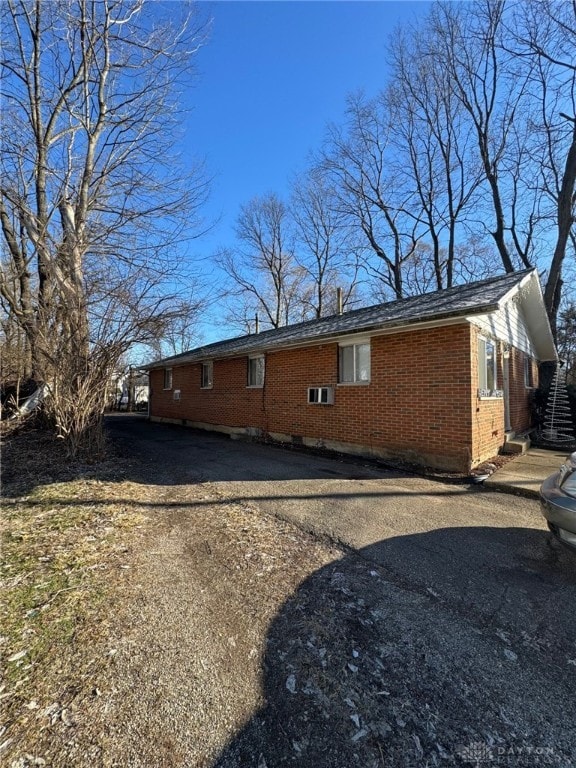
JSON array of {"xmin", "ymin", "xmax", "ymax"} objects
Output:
[
  {"xmin": 471, "ymin": 327, "xmax": 538, "ymax": 465},
  {"xmin": 149, "ymin": 323, "xmax": 539, "ymax": 472},
  {"xmin": 150, "ymin": 323, "xmax": 482, "ymax": 472}
]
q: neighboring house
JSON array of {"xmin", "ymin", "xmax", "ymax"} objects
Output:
[
  {"xmin": 111, "ymin": 370, "xmax": 149, "ymax": 411},
  {"xmin": 146, "ymin": 269, "xmax": 557, "ymax": 473}
]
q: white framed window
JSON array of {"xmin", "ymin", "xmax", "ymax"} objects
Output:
[
  {"xmin": 524, "ymin": 355, "xmax": 534, "ymax": 388},
  {"xmin": 339, "ymin": 342, "xmax": 370, "ymax": 384},
  {"xmin": 163, "ymin": 367, "xmax": 173, "ymax": 390},
  {"xmin": 247, "ymin": 355, "xmax": 265, "ymax": 388},
  {"xmin": 201, "ymin": 361, "xmax": 213, "ymax": 389},
  {"xmin": 478, "ymin": 337, "xmax": 498, "ymax": 395}
]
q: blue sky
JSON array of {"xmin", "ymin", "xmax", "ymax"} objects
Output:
[{"xmin": 174, "ymin": 1, "xmax": 429, "ymax": 338}]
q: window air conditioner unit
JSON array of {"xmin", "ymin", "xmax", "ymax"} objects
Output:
[{"xmin": 308, "ymin": 386, "xmax": 334, "ymax": 405}]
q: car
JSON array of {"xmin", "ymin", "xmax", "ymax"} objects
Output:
[{"xmin": 540, "ymin": 451, "xmax": 576, "ymax": 550}]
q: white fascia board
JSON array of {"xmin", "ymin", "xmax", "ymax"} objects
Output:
[
  {"xmin": 511, "ymin": 273, "xmax": 557, "ymax": 361},
  {"xmin": 497, "ymin": 268, "xmax": 536, "ymax": 307},
  {"xmin": 468, "ymin": 270, "xmax": 557, "ymax": 362}
]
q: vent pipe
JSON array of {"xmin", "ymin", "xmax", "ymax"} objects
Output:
[
  {"xmin": 336, "ymin": 287, "xmax": 343, "ymax": 315},
  {"xmin": 255, "ymin": 313, "xmax": 260, "ymax": 334}
]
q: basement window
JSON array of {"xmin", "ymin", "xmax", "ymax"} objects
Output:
[
  {"xmin": 339, "ymin": 342, "xmax": 370, "ymax": 384},
  {"xmin": 163, "ymin": 367, "xmax": 173, "ymax": 390},
  {"xmin": 247, "ymin": 355, "xmax": 265, "ymax": 388},
  {"xmin": 201, "ymin": 361, "xmax": 213, "ymax": 389}
]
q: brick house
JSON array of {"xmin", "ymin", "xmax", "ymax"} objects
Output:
[{"xmin": 147, "ymin": 269, "xmax": 557, "ymax": 472}]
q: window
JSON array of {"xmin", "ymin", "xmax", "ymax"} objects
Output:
[
  {"xmin": 339, "ymin": 342, "xmax": 370, "ymax": 384},
  {"xmin": 524, "ymin": 355, "xmax": 534, "ymax": 388},
  {"xmin": 163, "ymin": 367, "xmax": 173, "ymax": 390},
  {"xmin": 478, "ymin": 337, "xmax": 498, "ymax": 394},
  {"xmin": 248, "ymin": 355, "xmax": 265, "ymax": 387},
  {"xmin": 201, "ymin": 361, "xmax": 213, "ymax": 389}
]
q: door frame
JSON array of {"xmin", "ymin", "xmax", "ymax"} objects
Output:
[{"xmin": 503, "ymin": 351, "xmax": 511, "ymax": 433}]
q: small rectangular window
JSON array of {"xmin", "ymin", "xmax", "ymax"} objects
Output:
[
  {"xmin": 248, "ymin": 355, "xmax": 265, "ymax": 387},
  {"xmin": 201, "ymin": 361, "xmax": 213, "ymax": 389},
  {"xmin": 163, "ymin": 367, "xmax": 173, "ymax": 390},
  {"xmin": 478, "ymin": 338, "xmax": 498, "ymax": 394},
  {"xmin": 339, "ymin": 342, "xmax": 370, "ymax": 384},
  {"xmin": 524, "ymin": 356, "xmax": 534, "ymax": 388}
]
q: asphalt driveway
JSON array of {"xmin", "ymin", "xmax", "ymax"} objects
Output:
[
  {"xmin": 107, "ymin": 414, "xmax": 576, "ymax": 654},
  {"xmin": 104, "ymin": 414, "xmax": 576, "ymax": 766}
]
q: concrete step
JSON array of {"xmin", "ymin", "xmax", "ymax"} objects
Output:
[{"xmin": 500, "ymin": 432, "xmax": 530, "ymax": 455}]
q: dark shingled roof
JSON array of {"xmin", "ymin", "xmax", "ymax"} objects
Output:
[{"xmin": 148, "ymin": 269, "xmax": 535, "ymax": 368}]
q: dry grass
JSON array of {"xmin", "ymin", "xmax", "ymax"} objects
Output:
[
  {"xmin": 0, "ymin": 421, "xmax": 342, "ymax": 767},
  {"xmin": 0, "ymin": 423, "xmax": 151, "ymax": 764}
]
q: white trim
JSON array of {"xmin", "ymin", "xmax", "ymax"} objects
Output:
[
  {"xmin": 478, "ymin": 336, "xmax": 498, "ymax": 392},
  {"xmin": 337, "ymin": 335, "xmax": 371, "ymax": 347},
  {"xmin": 336, "ymin": 381, "xmax": 370, "ymax": 387},
  {"xmin": 496, "ymin": 268, "xmax": 535, "ymax": 308},
  {"xmin": 338, "ymin": 340, "xmax": 371, "ymax": 384},
  {"xmin": 201, "ymin": 360, "xmax": 213, "ymax": 389},
  {"xmin": 247, "ymin": 354, "xmax": 265, "ymax": 388},
  {"xmin": 524, "ymin": 354, "xmax": 535, "ymax": 389},
  {"xmin": 493, "ymin": 271, "xmax": 556, "ymax": 361}
]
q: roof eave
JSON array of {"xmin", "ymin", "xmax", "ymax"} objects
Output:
[
  {"xmin": 145, "ymin": 304, "xmax": 501, "ymax": 369},
  {"xmin": 513, "ymin": 272, "xmax": 557, "ymax": 361}
]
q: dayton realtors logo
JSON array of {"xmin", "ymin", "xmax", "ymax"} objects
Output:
[
  {"xmin": 456, "ymin": 741, "xmax": 558, "ymax": 765},
  {"xmin": 457, "ymin": 742, "xmax": 494, "ymax": 764}
]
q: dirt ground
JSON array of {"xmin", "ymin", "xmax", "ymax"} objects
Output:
[{"xmin": 2, "ymin": 416, "xmax": 576, "ymax": 767}]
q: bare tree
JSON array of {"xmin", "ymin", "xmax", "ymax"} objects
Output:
[
  {"xmin": 0, "ymin": 0, "xmax": 208, "ymax": 453},
  {"xmin": 218, "ymin": 193, "xmax": 306, "ymax": 330},
  {"xmin": 0, "ymin": 258, "xmax": 32, "ymax": 382},
  {"xmin": 557, "ymin": 301, "xmax": 576, "ymax": 384},
  {"xmin": 156, "ymin": 299, "xmax": 206, "ymax": 357},
  {"xmin": 388, "ymin": 23, "xmax": 483, "ymax": 289},
  {"xmin": 430, "ymin": 1, "xmax": 538, "ymax": 274},
  {"xmin": 322, "ymin": 92, "xmax": 425, "ymax": 300},
  {"xmin": 509, "ymin": 0, "xmax": 576, "ymax": 337},
  {"xmin": 336, "ymin": 0, "xmax": 574, "ymax": 334},
  {"xmin": 396, "ymin": 239, "xmax": 494, "ymax": 297},
  {"xmin": 429, "ymin": 0, "xmax": 576, "ymax": 336},
  {"xmin": 290, "ymin": 167, "xmax": 360, "ymax": 317}
]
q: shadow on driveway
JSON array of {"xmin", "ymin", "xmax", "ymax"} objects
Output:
[
  {"xmin": 97, "ymin": 418, "xmax": 576, "ymax": 765},
  {"xmin": 212, "ymin": 526, "xmax": 576, "ymax": 768},
  {"xmin": 4, "ymin": 415, "xmax": 575, "ymax": 764}
]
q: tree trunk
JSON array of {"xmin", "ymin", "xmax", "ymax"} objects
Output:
[{"xmin": 544, "ymin": 118, "xmax": 576, "ymax": 341}]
